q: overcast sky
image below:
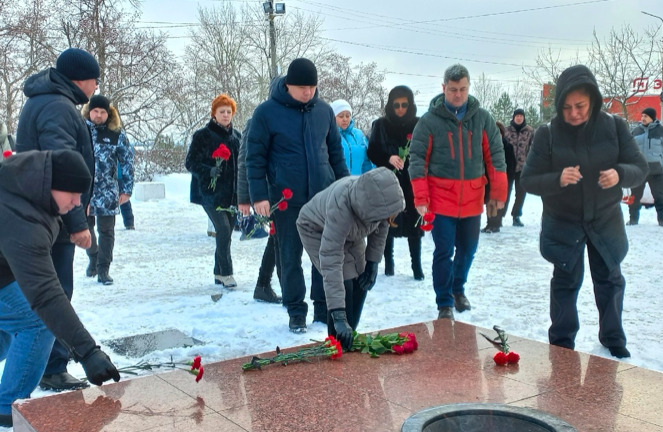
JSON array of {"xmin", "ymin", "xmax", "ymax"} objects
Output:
[{"xmin": 140, "ymin": 0, "xmax": 662, "ymax": 109}]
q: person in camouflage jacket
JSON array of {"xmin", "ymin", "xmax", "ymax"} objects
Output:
[{"xmin": 81, "ymin": 95, "xmax": 134, "ymax": 285}]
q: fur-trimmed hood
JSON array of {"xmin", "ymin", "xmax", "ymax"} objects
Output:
[{"xmin": 81, "ymin": 103, "xmax": 122, "ymax": 132}]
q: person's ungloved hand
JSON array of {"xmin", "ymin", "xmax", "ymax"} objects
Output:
[
  {"xmin": 209, "ymin": 166, "xmax": 222, "ymax": 178},
  {"xmin": 331, "ymin": 310, "xmax": 354, "ymax": 351},
  {"xmin": 486, "ymin": 199, "xmax": 499, "ymax": 217},
  {"xmin": 81, "ymin": 347, "xmax": 121, "ymax": 386},
  {"xmin": 357, "ymin": 261, "xmax": 379, "ymax": 291}
]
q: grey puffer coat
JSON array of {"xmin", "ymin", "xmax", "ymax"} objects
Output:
[{"xmin": 297, "ymin": 167, "xmax": 405, "ymax": 310}]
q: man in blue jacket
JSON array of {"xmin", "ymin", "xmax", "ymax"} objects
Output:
[
  {"xmin": 246, "ymin": 58, "xmax": 349, "ymax": 333},
  {"xmin": 16, "ymin": 47, "xmax": 99, "ymax": 391}
]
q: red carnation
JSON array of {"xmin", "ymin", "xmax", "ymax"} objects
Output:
[
  {"xmin": 277, "ymin": 201, "xmax": 288, "ymax": 211},
  {"xmin": 2, "ymin": 150, "xmax": 11, "ymax": 158},
  {"xmin": 423, "ymin": 212, "xmax": 435, "ymax": 223},
  {"xmin": 493, "ymin": 351, "xmax": 508, "ymax": 365},
  {"xmin": 191, "ymin": 355, "xmax": 202, "ymax": 370},
  {"xmin": 406, "ymin": 133, "xmax": 412, "ymax": 141},
  {"xmin": 212, "ymin": 143, "xmax": 231, "ymax": 160},
  {"xmin": 392, "ymin": 344, "xmax": 405, "ymax": 355},
  {"xmin": 269, "ymin": 221, "xmax": 276, "ymax": 235},
  {"xmin": 282, "ymin": 188, "xmax": 293, "ymax": 200},
  {"xmin": 402, "ymin": 340, "xmax": 416, "ymax": 353},
  {"xmin": 195, "ymin": 366, "xmax": 204, "ymax": 382},
  {"xmin": 420, "ymin": 223, "xmax": 433, "ymax": 232},
  {"xmin": 507, "ymin": 351, "xmax": 520, "ymax": 364}
]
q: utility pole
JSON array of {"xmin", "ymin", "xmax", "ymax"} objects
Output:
[
  {"xmin": 263, "ymin": 1, "xmax": 286, "ymax": 80},
  {"xmin": 642, "ymin": 11, "xmax": 663, "ymax": 118}
]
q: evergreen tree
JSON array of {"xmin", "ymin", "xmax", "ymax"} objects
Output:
[{"xmin": 490, "ymin": 92, "xmax": 515, "ymax": 125}]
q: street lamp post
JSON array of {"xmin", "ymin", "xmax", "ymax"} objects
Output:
[
  {"xmin": 263, "ymin": 1, "xmax": 286, "ymax": 80},
  {"xmin": 642, "ymin": 11, "xmax": 663, "ymax": 119}
]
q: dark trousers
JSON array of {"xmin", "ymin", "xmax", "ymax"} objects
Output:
[
  {"xmin": 327, "ymin": 279, "xmax": 368, "ymax": 337},
  {"xmin": 203, "ymin": 206, "xmax": 234, "ymax": 276},
  {"xmin": 430, "ymin": 214, "xmax": 481, "ymax": 308},
  {"xmin": 86, "ymin": 215, "xmax": 116, "ymax": 271},
  {"xmin": 628, "ymin": 171, "xmax": 663, "ymax": 222},
  {"xmin": 549, "ymin": 239, "xmax": 626, "ymax": 350},
  {"xmin": 272, "ymin": 205, "xmax": 324, "ymax": 318},
  {"xmin": 43, "ymin": 242, "xmax": 75, "ymax": 375},
  {"xmin": 487, "ymin": 171, "xmax": 526, "ymax": 228},
  {"xmin": 257, "ymin": 235, "xmax": 281, "ymax": 286},
  {"xmin": 120, "ymin": 201, "xmax": 134, "ymax": 228}
]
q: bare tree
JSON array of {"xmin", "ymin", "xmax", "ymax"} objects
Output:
[
  {"xmin": 588, "ymin": 24, "xmax": 661, "ymax": 120},
  {"xmin": 0, "ymin": 0, "xmax": 55, "ymax": 131},
  {"xmin": 472, "ymin": 73, "xmax": 502, "ymax": 111}
]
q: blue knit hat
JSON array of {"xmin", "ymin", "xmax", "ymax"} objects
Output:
[{"xmin": 56, "ymin": 48, "xmax": 100, "ymax": 81}]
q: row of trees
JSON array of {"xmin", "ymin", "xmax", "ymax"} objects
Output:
[{"xmin": 1, "ymin": 1, "xmax": 661, "ymax": 177}]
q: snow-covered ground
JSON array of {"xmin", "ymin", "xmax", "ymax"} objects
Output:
[{"xmin": 2, "ymin": 172, "xmax": 662, "ymax": 428}]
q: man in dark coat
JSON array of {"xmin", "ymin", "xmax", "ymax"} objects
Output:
[
  {"xmin": 246, "ymin": 58, "xmax": 349, "ymax": 333},
  {"xmin": 16, "ymin": 47, "xmax": 99, "ymax": 391},
  {"xmin": 0, "ymin": 150, "xmax": 120, "ymax": 428},
  {"xmin": 520, "ymin": 65, "xmax": 648, "ymax": 358}
]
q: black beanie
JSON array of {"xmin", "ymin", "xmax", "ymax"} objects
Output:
[
  {"xmin": 89, "ymin": 95, "xmax": 110, "ymax": 113},
  {"xmin": 51, "ymin": 150, "xmax": 91, "ymax": 193},
  {"xmin": 285, "ymin": 58, "xmax": 318, "ymax": 86},
  {"xmin": 642, "ymin": 107, "xmax": 657, "ymax": 121},
  {"xmin": 56, "ymin": 48, "xmax": 100, "ymax": 81},
  {"xmin": 513, "ymin": 108, "xmax": 526, "ymax": 119}
]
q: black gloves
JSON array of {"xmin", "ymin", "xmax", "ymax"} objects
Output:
[
  {"xmin": 209, "ymin": 165, "xmax": 222, "ymax": 178},
  {"xmin": 357, "ymin": 261, "xmax": 379, "ymax": 291},
  {"xmin": 331, "ymin": 310, "xmax": 354, "ymax": 351},
  {"xmin": 81, "ymin": 347, "xmax": 121, "ymax": 386}
]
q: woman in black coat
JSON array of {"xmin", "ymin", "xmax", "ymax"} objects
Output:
[
  {"xmin": 367, "ymin": 85, "xmax": 423, "ymax": 280},
  {"xmin": 520, "ymin": 65, "xmax": 648, "ymax": 359},
  {"xmin": 185, "ymin": 94, "xmax": 241, "ymax": 288}
]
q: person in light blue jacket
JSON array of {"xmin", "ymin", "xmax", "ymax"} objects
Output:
[{"xmin": 331, "ymin": 99, "xmax": 373, "ymax": 175}]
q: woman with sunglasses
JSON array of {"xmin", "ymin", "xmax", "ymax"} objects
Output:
[{"xmin": 367, "ymin": 85, "xmax": 424, "ymax": 280}]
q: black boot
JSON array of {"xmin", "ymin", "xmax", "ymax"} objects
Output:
[
  {"xmin": 253, "ymin": 283, "xmax": 282, "ymax": 303},
  {"xmin": 86, "ymin": 254, "xmax": 97, "ymax": 277},
  {"xmin": 97, "ymin": 268, "xmax": 114, "ymax": 285},
  {"xmin": 408, "ymin": 235, "xmax": 424, "ymax": 280},
  {"xmin": 384, "ymin": 234, "xmax": 395, "ymax": 276}
]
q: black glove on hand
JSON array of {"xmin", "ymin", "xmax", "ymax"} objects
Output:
[
  {"xmin": 81, "ymin": 347, "xmax": 121, "ymax": 386},
  {"xmin": 331, "ymin": 309, "xmax": 354, "ymax": 351},
  {"xmin": 357, "ymin": 261, "xmax": 379, "ymax": 291},
  {"xmin": 209, "ymin": 165, "xmax": 222, "ymax": 178}
]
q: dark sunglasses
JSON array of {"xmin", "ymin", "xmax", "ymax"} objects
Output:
[{"xmin": 393, "ymin": 102, "xmax": 409, "ymax": 109}]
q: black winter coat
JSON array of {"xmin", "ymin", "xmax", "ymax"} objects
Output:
[
  {"xmin": 520, "ymin": 65, "xmax": 648, "ymax": 271},
  {"xmin": 16, "ymin": 68, "xmax": 94, "ymax": 242},
  {"xmin": 185, "ymin": 120, "xmax": 241, "ymax": 209},
  {"xmin": 0, "ymin": 151, "xmax": 97, "ymax": 359},
  {"xmin": 246, "ymin": 76, "xmax": 349, "ymax": 208},
  {"xmin": 368, "ymin": 85, "xmax": 421, "ymax": 238}
]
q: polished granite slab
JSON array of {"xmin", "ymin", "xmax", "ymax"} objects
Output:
[{"xmin": 12, "ymin": 320, "xmax": 663, "ymax": 431}]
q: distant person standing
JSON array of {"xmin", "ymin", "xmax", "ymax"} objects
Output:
[
  {"xmin": 626, "ymin": 107, "xmax": 663, "ymax": 226},
  {"xmin": 409, "ymin": 64, "xmax": 507, "ymax": 320},
  {"xmin": 246, "ymin": 58, "xmax": 349, "ymax": 333},
  {"xmin": 82, "ymin": 95, "xmax": 134, "ymax": 285},
  {"xmin": 482, "ymin": 121, "xmax": 516, "ymax": 233},
  {"xmin": 367, "ymin": 86, "xmax": 424, "ymax": 280},
  {"xmin": 502, "ymin": 108, "xmax": 533, "ymax": 227},
  {"xmin": 520, "ymin": 65, "xmax": 648, "ymax": 358},
  {"xmin": 16, "ymin": 47, "xmax": 99, "ymax": 391},
  {"xmin": 186, "ymin": 94, "xmax": 241, "ymax": 288},
  {"xmin": 331, "ymin": 99, "xmax": 373, "ymax": 175}
]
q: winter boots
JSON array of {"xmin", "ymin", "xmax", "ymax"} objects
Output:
[
  {"xmin": 437, "ymin": 307, "xmax": 454, "ymax": 320},
  {"xmin": 513, "ymin": 217, "xmax": 524, "ymax": 227},
  {"xmin": 215, "ymin": 275, "xmax": 237, "ymax": 288},
  {"xmin": 86, "ymin": 254, "xmax": 97, "ymax": 277},
  {"xmin": 453, "ymin": 293, "xmax": 472, "ymax": 312},
  {"xmin": 409, "ymin": 236, "xmax": 424, "ymax": 280},
  {"xmin": 97, "ymin": 268, "xmax": 114, "ymax": 285},
  {"xmin": 253, "ymin": 284, "xmax": 282, "ymax": 303}
]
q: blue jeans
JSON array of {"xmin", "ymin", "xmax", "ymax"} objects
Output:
[
  {"xmin": 0, "ymin": 282, "xmax": 55, "ymax": 415},
  {"xmin": 430, "ymin": 214, "xmax": 481, "ymax": 308}
]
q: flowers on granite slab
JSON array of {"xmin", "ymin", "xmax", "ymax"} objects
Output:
[
  {"xmin": 102, "ymin": 355, "xmax": 205, "ymax": 382},
  {"xmin": 481, "ymin": 325, "xmax": 520, "ymax": 365},
  {"xmin": 242, "ymin": 335, "xmax": 342, "ymax": 371},
  {"xmin": 351, "ymin": 331, "xmax": 418, "ymax": 357}
]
